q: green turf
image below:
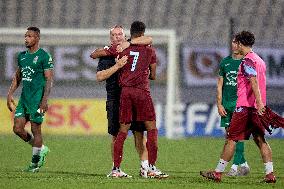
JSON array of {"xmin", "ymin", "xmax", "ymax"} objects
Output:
[{"xmin": 0, "ymin": 135, "xmax": 283, "ymax": 189}]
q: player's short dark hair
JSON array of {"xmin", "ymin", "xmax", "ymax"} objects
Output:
[
  {"xmin": 27, "ymin": 26, "xmax": 40, "ymax": 37},
  {"xmin": 130, "ymin": 21, "xmax": 146, "ymax": 37},
  {"xmin": 234, "ymin": 31, "xmax": 255, "ymax": 47}
]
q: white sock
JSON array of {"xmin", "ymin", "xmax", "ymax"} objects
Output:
[
  {"xmin": 231, "ymin": 164, "xmax": 238, "ymax": 171},
  {"xmin": 111, "ymin": 162, "xmax": 118, "ymax": 170},
  {"xmin": 32, "ymin": 147, "xmax": 41, "ymax": 156},
  {"xmin": 264, "ymin": 162, "xmax": 273, "ymax": 175},
  {"xmin": 215, "ymin": 159, "xmax": 229, "ymax": 172},
  {"xmin": 241, "ymin": 161, "xmax": 249, "ymax": 168},
  {"xmin": 141, "ymin": 160, "xmax": 149, "ymax": 168}
]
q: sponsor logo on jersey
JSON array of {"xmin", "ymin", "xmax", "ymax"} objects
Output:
[
  {"xmin": 21, "ymin": 66, "xmax": 35, "ymax": 82},
  {"xmin": 225, "ymin": 71, "xmax": 237, "ymax": 86}
]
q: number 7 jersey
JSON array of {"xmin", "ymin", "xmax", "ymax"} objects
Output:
[{"xmin": 105, "ymin": 45, "xmax": 157, "ymax": 91}]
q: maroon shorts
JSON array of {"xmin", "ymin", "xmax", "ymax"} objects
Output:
[
  {"xmin": 119, "ymin": 87, "xmax": 156, "ymax": 123},
  {"xmin": 227, "ymin": 106, "xmax": 265, "ymax": 141}
]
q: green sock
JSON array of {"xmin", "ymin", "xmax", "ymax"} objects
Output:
[{"xmin": 232, "ymin": 142, "xmax": 245, "ymax": 165}]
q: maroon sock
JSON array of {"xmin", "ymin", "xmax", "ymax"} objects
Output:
[
  {"xmin": 113, "ymin": 131, "xmax": 127, "ymax": 167},
  {"xmin": 147, "ymin": 129, "xmax": 158, "ymax": 165}
]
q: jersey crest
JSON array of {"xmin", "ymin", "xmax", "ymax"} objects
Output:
[{"xmin": 33, "ymin": 56, "xmax": 39, "ymax": 64}]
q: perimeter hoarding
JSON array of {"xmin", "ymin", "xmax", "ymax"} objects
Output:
[
  {"xmin": 1, "ymin": 98, "xmax": 284, "ymax": 138},
  {"xmin": 0, "ymin": 98, "xmax": 107, "ymax": 135},
  {"xmin": 182, "ymin": 47, "xmax": 284, "ymax": 86}
]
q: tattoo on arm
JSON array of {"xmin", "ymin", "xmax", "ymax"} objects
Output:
[
  {"xmin": 8, "ymin": 69, "xmax": 22, "ymax": 96},
  {"xmin": 42, "ymin": 70, "xmax": 53, "ymax": 102}
]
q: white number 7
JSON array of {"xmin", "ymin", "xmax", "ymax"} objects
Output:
[{"xmin": 130, "ymin": 51, "xmax": 139, "ymax": 71}]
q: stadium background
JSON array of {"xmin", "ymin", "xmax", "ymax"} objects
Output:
[
  {"xmin": 1, "ymin": 1, "xmax": 284, "ymax": 189},
  {"xmin": 0, "ymin": 0, "xmax": 284, "ymax": 138}
]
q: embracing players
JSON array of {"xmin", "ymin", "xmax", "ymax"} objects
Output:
[
  {"xmin": 91, "ymin": 25, "xmax": 152, "ymax": 177},
  {"xmin": 103, "ymin": 21, "xmax": 168, "ymax": 178}
]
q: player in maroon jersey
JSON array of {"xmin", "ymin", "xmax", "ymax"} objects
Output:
[
  {"xmin": 91, "ymin": 25, "xmax": 152, "ymax": 178},
  {"xmin": 105, "ymin": 21, "xmax": 168, "ymax": 178}
]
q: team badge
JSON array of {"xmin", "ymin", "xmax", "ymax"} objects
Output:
[{"xmin": 33, "ymin": 56, "xmax": 39, "ymax": 64}]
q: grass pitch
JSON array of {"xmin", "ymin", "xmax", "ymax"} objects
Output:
[{"xmin": 0, "ymin": 135, "xmax": 283, "ymax": 189}]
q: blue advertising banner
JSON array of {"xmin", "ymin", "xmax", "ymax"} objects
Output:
[{"xmin": 156, "ymin": 103, "xmax": 284, "ymax": 138}]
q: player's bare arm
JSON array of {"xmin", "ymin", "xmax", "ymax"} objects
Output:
[
  {"xmin": 90, "ymin": 48, "xmax": 108, "ymax": 59},
  {"xmin": 149, "ymin": 63, "xmax": 156, "ymax": 80},
  {"xmin": 7, "ymin": 68, "xmax": 22, "ymax": 112},
  {"xmin": 249, "ymin": 76, "xmax": 265, "ymax": 115},
  {"xmin": 96, "ymin": 55, "xmax": 128, "ymax": 82},
  {"xmin": 39, "ymin": 69, "xmax": 53, "ymax": 113},
  {"xmin": 216, "ymin": 76, "xmax": 227, "ymax": 117},
  {"xmin": 117, "ymin": 36, "xmax": 153, "ymax": 53}
]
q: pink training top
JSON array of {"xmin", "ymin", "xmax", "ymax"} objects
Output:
[{"xmin": 236, "ymin": 51, "xmax": 266, "ymax": 108}]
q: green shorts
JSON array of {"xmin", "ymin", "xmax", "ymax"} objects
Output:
[
  {"xmin": 15, "ymin": 97, "xmax": 44, "ymax": 124},
  {"xmin": 220, "ymin": 106, "xmax": 235, "ymax": 128}
]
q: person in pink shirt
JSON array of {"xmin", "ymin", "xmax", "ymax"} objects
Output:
[{"xmin": 200, "ymin": 31, "xmax": 276, "ymax": 183}]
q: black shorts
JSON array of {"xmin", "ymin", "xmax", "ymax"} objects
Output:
[{"xmin": 106, "ymin": 100, "xmax": 146, "ymax": 136}]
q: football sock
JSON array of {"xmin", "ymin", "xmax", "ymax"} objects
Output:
[
  {"xmin": 32, "ymin": 147, "xmax": 41, "ymax": 155},
  {"xmin": 264, "ymin": 162, "xmax": 273, "ymax": 175},
  {"xmin": 113, "ymin": 131, "xmax": 127, "ymax": 168},
  {"xmin": 215, "ymin": 159, "xmax": 228, "ymax": 172},
  {"xmin": 146, "ymin": 129, "xmax": 158, "ymax": 165},
  {"xmin": 232, "ymin": 142, "xmax": 245, "ymax": 165},
  {"xmin": 32, "ymin": 147, "xmax": 41, "ymax": 164},
  {"xmin": 231, "ymin": 164, "xmax": 238, "ymax": 171},
  {"xmin": 141, "ymin": 160, "xmax": 149, "ymax": 168}
]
